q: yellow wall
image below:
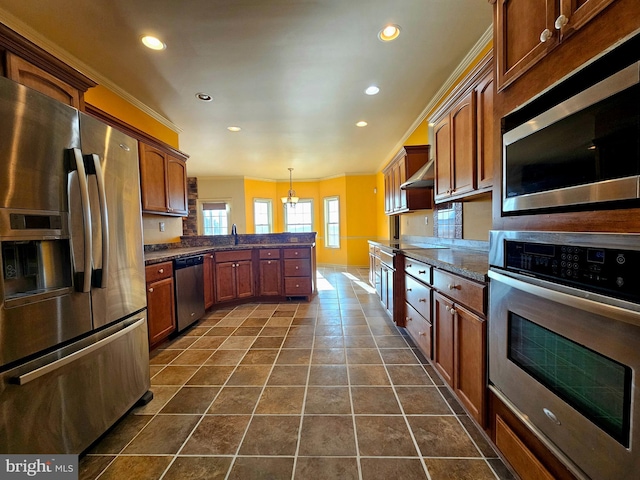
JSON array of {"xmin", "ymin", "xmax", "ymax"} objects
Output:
[
  {"xmin": 85, "ymin": 85, "xmax": 179, "ymax": 148},
  {"xmin": 344, "ymin": 175, "xmax": 378, "ymax": 266},
  {"xmin": 404, "ymin": 120, "xmax": 429, "ymax": 146},
  {"xmin": 244, "ymin": 178, "xmax": 278, "ymax": 234}
]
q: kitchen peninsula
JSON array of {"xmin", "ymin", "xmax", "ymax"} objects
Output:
[{"xmin": 144, "ymin": 233, "xmax": 317, "ymax": 348}]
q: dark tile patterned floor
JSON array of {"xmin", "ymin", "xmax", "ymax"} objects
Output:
[{"xmin": 80, "ymin": 266, "xmax": 515, "ymax": 480}]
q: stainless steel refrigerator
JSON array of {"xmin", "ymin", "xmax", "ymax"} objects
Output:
[{"xmin": 0, "ymin": 75, "xmax": 150, "ymax": 453}]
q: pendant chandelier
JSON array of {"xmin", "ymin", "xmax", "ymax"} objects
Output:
[{"xmin": 281, "ymin": 167, "xmax": 299, "ymax": 206}]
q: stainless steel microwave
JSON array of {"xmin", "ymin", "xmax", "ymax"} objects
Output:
[{"xmin": 502, "ymin": 60, "xmax": 640, "ymax": 213}]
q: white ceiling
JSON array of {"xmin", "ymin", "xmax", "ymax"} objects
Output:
[{"xmin": 0, "ymin": 1, "xmax": 492, "ymax": 180}]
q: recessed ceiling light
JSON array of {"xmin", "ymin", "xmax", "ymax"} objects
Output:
[
  {"xmin": 227, "ymin": 126, "xmax": 242, "ymax": 132},
  {"xmin": 141, "ymin": 35, "xmax": 166, "ymax": 50},
  {"xmin": 356, "ymin": 121, "xmax": 368, "ymax": 127},
  {"xmin": 365, "ymin": 86, "xmax": 380, "ymax": 95},
  {"xmin": 195, "ymin": 92, "xmax": 213, "ymax": 102},
  {"xmin": 378, "ymin": 24, "xmax": 401, "ymax": 42}
]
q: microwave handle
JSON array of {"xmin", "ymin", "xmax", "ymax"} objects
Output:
[{"xmin": 488, "ymin": 269, "xmax": 640, "ymax": 328}]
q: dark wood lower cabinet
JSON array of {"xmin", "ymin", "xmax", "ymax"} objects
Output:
[
  {"xmin": 203, "ymin": 253, "xmax": 214, "ymax": 309},
  {"xmin": 145, "ymin": 262, "xmax": 176, "ymax": 348},
  {"xmin": 258, "ymin": 259, "xmax": 282, "ymax": 296}
]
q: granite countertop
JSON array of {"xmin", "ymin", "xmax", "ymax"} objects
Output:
[
  {"xmin": 369, "ymin": 240, "xmax": 489, "ymax": 283},
  {"xmin": 145, "ymin": 242, "xmax": 316, "ymax": 265}
]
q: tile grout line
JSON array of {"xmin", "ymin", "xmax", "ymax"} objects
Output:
[{"xmin": 224, "ymin": 302, "xmax": 299, "ymax": 480}]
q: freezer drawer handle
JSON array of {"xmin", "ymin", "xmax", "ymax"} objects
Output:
[{"xmin": 13, "ymin": 317, "xmax": 145, "ymax": 386}]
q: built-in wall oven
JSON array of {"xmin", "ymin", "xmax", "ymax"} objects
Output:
[{"xmin": 488, "ymin": 230, "xmax": 640, "ymax": 480}]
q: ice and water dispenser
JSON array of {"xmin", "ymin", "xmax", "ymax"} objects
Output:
[{"xmin": 1, "ymin": 212, "xmax": 72, "ymax": 304}]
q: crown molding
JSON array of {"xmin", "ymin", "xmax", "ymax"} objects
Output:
[
  {"xmin": 377, "ymin": 24, "xmax": 493, "ymax": 172},
  {"xmin": 0, "ymin": 9, "xmax": 182, "ymax": 134}
]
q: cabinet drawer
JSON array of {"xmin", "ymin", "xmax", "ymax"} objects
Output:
[
  {"xmin": 405, "ymin": 274, "xmax": 431, "ymax": 321},
  {"xmin": 259, "ymin": 248, "xmax": 280, "ymax": 259},
  {"xmin": 145, "ymin": 261, "xmax": 173, "ymax": 283},
  {"xmin": 215, "ymin": 249, "xmax": 252, "ymax": 263},
  {"xmin": 284, "ymin": 259, "xmax": 311, "ymax": 277},
  {"xmin": 404, "ymin": 257, "xmax": 432, "ymax": 284},
  {"xmin": 433, "ymin": 269, "xmax": 486, "ymax": 315},
  {"xmin": 379, "ymin": 250, "xmax": 394, "ymax": 268},
  {"xmin": 405, "ymin": 302, "xmax": 432, "ymax": 359},
  {"xmin": 283, "ymin": 247, "xmax": 310, "ymax": 259},
  {"xmin": 284, "ymin": 277, "xmax": 312, "ymax": 295}
]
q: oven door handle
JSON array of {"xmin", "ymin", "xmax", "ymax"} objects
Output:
[{"xmin": 488, "ymin": 269, "xmax": 640, "ymax": 327}]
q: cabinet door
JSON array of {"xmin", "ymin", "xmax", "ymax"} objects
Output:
[
  {"xmin": 139, "ymin": 144, "xmax": 168, "ymax": 213},
  {"xmin": 450, "ymin": 91, "xmax": 476, "ymax": 197},
  {"xmin": 5, "ymin": 52, "xmax": 81, "ymax": 108},
  {"xmin": 455, "ymin": 303, "xmax": 487, "ymax": 427},
  {"xmin": 259, "ymin": 259, "xmax": 281, "ymax": 296},
  {"xmin": 384, "ymin": 171, "xmax": 393, "ymax": 214},
  {"xmin": 215, "ymin": 262, "xmax": 236, "ymax": 303},
  {"xmin": 147, "ymin": 277, "xmax": 175, "ymax": 347},
  {"xmin": 434, "ymin": 116, "xmax": 452, "ymax": 201},
  {"xmin": 203, "ymin": 254, "xmax": 214, "ymax": 309},
  {"xmin": 559, "ymin": 0, "xmax": 618, "ymax": 40},
  {"xmin": 395, "ymin": 156, "xmax": 408, "ymax": 211},
  {"xmin": 167, "ymin": 156, "xmax": 188, "ymax": 215},
  {"xmin": 235, "ymin": 260, "xmax": 255, "ymax": 299},
  {"xmin": 496, "ymin": 0, "xmax": 558, "ymax": 90},
  {"xmin": 475, "ymin": 70, "xmax": 494, "ymax": 190},
  {"xmin": 433, "ymin": 292, "xmax": 455, "ymax": 386}
]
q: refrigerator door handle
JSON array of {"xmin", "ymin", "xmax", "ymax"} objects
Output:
[
  {"xmin": 87, "ymin": 153, "xmax": 109, "ymax": 288},
  {"xmin": 69, "ymin": 148, "xmax": 93, "ymax": 293},
  {"xmin": 12, "ymin": 317, "xmax": 146, "ymax": 385}
]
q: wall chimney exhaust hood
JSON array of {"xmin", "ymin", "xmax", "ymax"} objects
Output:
[{"xmin": 400, "ymin": 158, "xmax": 434, "ymax": 189}]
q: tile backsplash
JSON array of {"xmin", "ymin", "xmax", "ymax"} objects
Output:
[{"xmin": 433, "ymin": 202, "xmax": 462, "ymax": 239}]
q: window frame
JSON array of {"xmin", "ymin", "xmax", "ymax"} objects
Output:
[
  {"xmin": 284, "ymin": 198, "xmax": 314, "ymax": 233},
  {"xmin": 199, "ymin": 200, "xmax": 230, "ymax": 236},
  {"xmin": 324, "ymin": 196, "xmax": 340, "ymax": 248},
  {"xmin": 253, "ymin": 198, "xmax": 273, "ymax": 234}
]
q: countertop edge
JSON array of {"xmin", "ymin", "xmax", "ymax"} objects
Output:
[
  {"xmin": 145, "ymin": 243, "xmax": 316, "ymax": 265},
  {"xmin": 368, "ymin": 240, "xmax": 488, "ymax": 283}
]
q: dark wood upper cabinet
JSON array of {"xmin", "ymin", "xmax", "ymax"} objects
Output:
[
  {"xmin": 139, "ymin": 142, "xmax": 188, "ymax": 216},
  {"xmin": 383, "ymin": 145, "xmax": 433, "ymax": 215},
  {"xmin": 495, "ymin": 0, "xmax": 620, "ymax": 91}
]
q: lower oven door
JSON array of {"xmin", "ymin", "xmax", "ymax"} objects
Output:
[{"xmin": 488, "ymin": 269, "xmax": 640, "ymax": 480}]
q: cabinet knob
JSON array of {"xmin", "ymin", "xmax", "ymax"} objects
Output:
[
  {"xmin": 419, "ymin": 331, "xmax": 426, "ymax": 336},
  {"xmin": 419, "ymin": 298, "xmax": 426, "ymax": 303},
  {"xmin": 148, "ymin": 287, "xmax": 154, "ymax": 293},
  {"xmin": 295, "ymin": 252, "xmax": 299, "ymax": 256},
  {"xmin": 540, "ymin": 28, "xmax": 553, "ymax": 43},
  {"xmin": 406, "ymin": 288, "xmax": 412, "ymax": 292},
  {"xmin": 296, "ymin": 284, "xmax": 300, "ymax": 287},
  {"xmin": 406, "ymin": 316, "xmax": 412, "ymax": 322},
  {"xmin": 407, "ymin": 264, "xmax": 412, "ymax": 267},
  {"xmin": 554, "ymin": 14, "xmax": 568, "ymax": 30},
  {"xmin": 295, "ymin": 266, "xmax": 299, "ymax": 270},
  {"xmin": 210, "ymin": 254, "xmax": 214, "ymax": 258},
  {"xmin": 158, "ymin": 268, "xmax": 164, "ymax": 274},
  {"xmin": 267, "ymin": 260, "xmax": 271, "ymax": 264},
  {"xmin": 445, "ymin": 305, "xmax": 450, "ymax": 312},
  {"xmin": 418, "ymin": 270, "xmax": 426, "ymax": 274},
  {"xmin": 450, "ymin": 308, "xmax": 456, "ymax": 316},
  {"xmin": 448, "ymin": 284, "xmax": 460, "ymax": 290}
]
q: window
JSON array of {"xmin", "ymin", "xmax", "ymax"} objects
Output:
[
  {"xmin": 254, "ymin": 199, "xmax": 273, "ymax": 233},
  {"xmin": 324, "ymin": 196, "xmax": 340, "ymax": 248},
  {"xmin": 285, "ymin": 199, "xmax": 313, "ymax": 232},
  {"xmin": 202, "ymin": 202, "xmax": 229, "ymax": 235}
]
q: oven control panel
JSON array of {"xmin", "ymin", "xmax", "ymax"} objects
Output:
[{"xmin": 505, "ymin": 241, "xmax": 639, "ymax": 302}]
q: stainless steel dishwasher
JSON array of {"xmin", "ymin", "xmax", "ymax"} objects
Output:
[{"xmin": 174, "ymin": 255, "xmax": 205, "ymax": 332}]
